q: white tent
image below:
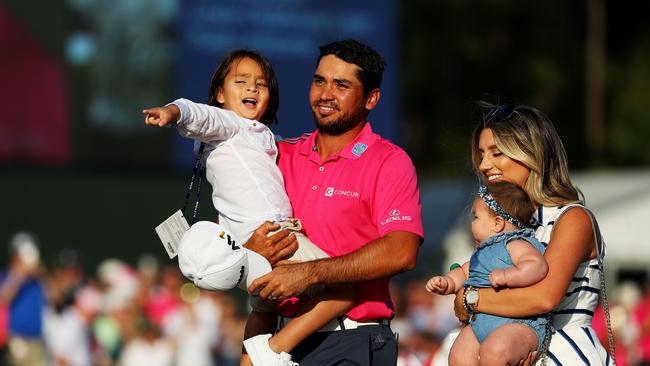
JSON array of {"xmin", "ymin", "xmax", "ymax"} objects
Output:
[{"xmin": 572, "ymin": 169, "xmax": 650, "ymax": 268}]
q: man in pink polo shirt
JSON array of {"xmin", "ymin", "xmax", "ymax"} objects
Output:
[{"xmin": 248, "ymin": 39, "xmax": 423, "ymax": 365}]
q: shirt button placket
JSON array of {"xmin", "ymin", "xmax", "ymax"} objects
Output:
[{"xmin": 313, "ymin": 166, "xmax": 324, "ymax": 191}]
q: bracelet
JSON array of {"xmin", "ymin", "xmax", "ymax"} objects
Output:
[
  {"xmin": 463, "ymin": 286, "xmax": 478, "ymax": 321},
  {"xmin": 462, "ymin": 288, "xmax": 472, "ymax": 314}
]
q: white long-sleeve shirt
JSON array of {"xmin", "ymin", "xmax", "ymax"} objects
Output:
[{"xmin": 173, "ymin": 98, "xmax": 292, "ymax": 244}]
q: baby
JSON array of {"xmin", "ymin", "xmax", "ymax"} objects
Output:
[{"xmin": 426, "ymin": 182, "xmax": 548, "ymax": 365}]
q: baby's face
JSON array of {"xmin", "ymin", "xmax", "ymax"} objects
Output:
[
  {"xmin": 216, "ymin": 57, "xmax": 270, "ymax": 122},
  {"xmin": 471, "ymin": 198, "xmax": 496, "ymax": 245}
]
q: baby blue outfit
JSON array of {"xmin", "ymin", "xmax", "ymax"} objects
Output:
[{"xmin": 465, "ymin": 228, "xmax": 548, "ymax": 351}]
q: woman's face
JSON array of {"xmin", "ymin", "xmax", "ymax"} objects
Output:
[{"xmin": 476, "ymin": 128, "xmax": 531, "ymax": 188}]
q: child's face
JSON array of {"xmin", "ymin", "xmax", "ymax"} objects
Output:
[
  {"xmin": 471, "ymin": 198, "xmax": 497, "ymax": 245},
  {"xmin": 216, "ymin": 57, "xmax": 270, "ymax": 122}
]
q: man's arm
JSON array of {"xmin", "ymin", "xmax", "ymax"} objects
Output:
[{"xmin": 249, "ymin": 231, "xmax": 421, "ymax": 301}]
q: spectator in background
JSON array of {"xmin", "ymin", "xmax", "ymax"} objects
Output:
[
  {"xmin": 0, "ymin": 232, "xmax": 46, "ymax": 366},
  {"xmin": 635, "ymin": 282, "xmax": 650, "ymax": 366},
  {"xmin": 119, "ymin": 317, "xmax": 174, "ymax": 366},
  {"xmin": 43, "ymin": 249, "xmax": 93, "ymax": 366}
]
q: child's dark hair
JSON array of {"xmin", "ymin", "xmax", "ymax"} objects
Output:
[
  {"xmin": 207, "ymin": 50, "xmax": 279, "ymax": 125},
  {"xmin": 318, "ymin": 39, "xmax": 385, "ymax": 96},
  {"xmin": 485, "ymin": 182, "xmax": 535, "ymax": 225}
]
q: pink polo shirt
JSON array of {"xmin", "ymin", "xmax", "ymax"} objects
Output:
[{"xmin": 278, "ymin": 122, "xmax": 423, "ymax": 321}]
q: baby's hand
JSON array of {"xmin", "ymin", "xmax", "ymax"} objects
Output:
[
  {"xmin": 489, "ymin": 269, "xmax": 507, "ymax": 287},
  {"xmin": 143, "ymin": 105, "xmax": 181, "ymax": 127},
  {"xmin": 426, "ymin": 276, "xmax": 449, "ymax": 294}
]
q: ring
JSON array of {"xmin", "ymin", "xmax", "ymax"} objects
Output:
[{"xmin": 270, "ymin": 296, "xmax": 278, "ymax": 301}]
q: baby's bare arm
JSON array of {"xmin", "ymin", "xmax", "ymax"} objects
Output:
[
  {"xmin": 426, "ymin": 264, "xmax": 468, "ymax": 294},
  {"xmin": 491, "ymin": 240, "xmax": 548, "ymax": 288},
  {"xmin": 426, "ymin": 276, "xmax": 453, "ymax": 294}
]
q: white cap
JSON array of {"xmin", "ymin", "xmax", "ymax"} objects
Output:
[{"xmin": 177, "ymin": 221, "xmax": 271, "ymax": 291}]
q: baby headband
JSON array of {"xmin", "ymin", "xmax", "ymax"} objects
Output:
[{"xmin": 477, "ymin": 185, "xmax": 525, "ymax": 229}]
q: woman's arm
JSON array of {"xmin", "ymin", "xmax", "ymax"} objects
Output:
[{"xmin": 463, "ymin": 207, "xmax": 597, "ymax": 318}]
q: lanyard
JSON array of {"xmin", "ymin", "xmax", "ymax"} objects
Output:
[{"xmin": 181, "ymin": 142, "xmax": 205, "ymax": 225}]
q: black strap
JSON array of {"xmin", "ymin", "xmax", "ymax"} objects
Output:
[{"xmin": 182, "ymin": 142, "xmax": 205, "ymax": 225}]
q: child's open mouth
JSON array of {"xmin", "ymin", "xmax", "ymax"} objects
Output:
[{"xmin": 242, "ymin": 98, "xmax": 257, "ymax": 107}]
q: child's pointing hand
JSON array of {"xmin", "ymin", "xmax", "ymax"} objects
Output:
[{"xmin": 143, "ymin": 104, "xmax": 181, "ymax": 127}]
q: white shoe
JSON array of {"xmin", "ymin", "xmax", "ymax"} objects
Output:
[{"xmin": 243, "ymin": 334, "xmax": 299, "ymax": 366}]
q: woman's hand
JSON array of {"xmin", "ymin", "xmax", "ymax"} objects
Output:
[
  {"xmin": 243, "ymin": 222, "xmax": 299, "ymax": 266},
  {"xmin": 517, "ymin": 351, "xmax": 537, "ymax": 366},
  {"xmin": 454, "ymin": 287, "xmax": 470, "ymax": 323}
]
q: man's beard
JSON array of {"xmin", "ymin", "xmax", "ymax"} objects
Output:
[{"xmin": 312, "ymin": 103, "xmax": 367, "ymax": 136}]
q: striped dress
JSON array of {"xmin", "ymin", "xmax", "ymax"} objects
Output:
[{"xmin": 533, "ymin": 205, "xmax": 613, "ymax": 365}]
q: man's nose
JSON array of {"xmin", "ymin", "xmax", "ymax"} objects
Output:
[{"xmin": 318, "ymin": 84, "xmax": 334, "ymax": 100}]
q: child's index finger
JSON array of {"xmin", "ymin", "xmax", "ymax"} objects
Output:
[{"xmin": 142, "ymin": 108, "xmax": 158, "ymax": 116}]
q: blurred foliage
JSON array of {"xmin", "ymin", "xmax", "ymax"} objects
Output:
[
  {"xmin": 400, "ymin": 0, "xmax": 650, "ymax": 178},
  {"xmin": 608, "ymin": 34, "xmax": 650, "ymax": 165},
  {"xmin": 2, "ymin": 0, "xmax": 649, "ymax": 176}
]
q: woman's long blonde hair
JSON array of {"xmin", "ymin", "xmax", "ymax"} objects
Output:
[{"xmin": 471, "ymin": 102, "xmax": 582, "ymax": 206}]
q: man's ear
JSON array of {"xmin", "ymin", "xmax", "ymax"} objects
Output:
[
  {"xmin": 365, "ymin": 88, "xmax": 381, "ymax": 111},
  {"xmin": 494, "ymin": 216, "xmax": 506, "ymax": 233}
]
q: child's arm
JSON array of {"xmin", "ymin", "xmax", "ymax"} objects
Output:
[
  {"xmin": 143, "ymin": 104, "xmax": 181, "ymax": 127},
  {"xmin": 243, "ymin": 310, "xmax": 278, "ymax": 342},
  {"xmin": 425, "ymin": 262, "xmax": 469, "ymax": 295},
  {"xmin": 143, "ymin": 98, "xmax": 245, "ymax": 143},
  {"xmin": 489, "ymin": 239, "xmax": 548, "ymax": 288}
]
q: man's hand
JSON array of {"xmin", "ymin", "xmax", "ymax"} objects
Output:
[
  {"xmin": 248, "ymin": 261, "xmax": 316, "ymax": 301},
  {"xmin": 244, "ymin": 222, "xmax": 299, "ymax": 266},
  {"xmin": 143, "ymin": 104, "xmax": 181, "ymax": 127}
]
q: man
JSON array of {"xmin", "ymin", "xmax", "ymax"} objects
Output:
[{"xmin": 248, "ymin": 39, "xmax": 423, "ymax": 365}]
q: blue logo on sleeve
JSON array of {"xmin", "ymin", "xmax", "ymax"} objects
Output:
[{"xmin": 351, "ymin": 143, "xmax": 368, "ymax": 157}]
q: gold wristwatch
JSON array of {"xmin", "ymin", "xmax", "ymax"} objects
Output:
[{"xmin": 463, "ymin": 286, "xmax": 479, "ymax": 321}]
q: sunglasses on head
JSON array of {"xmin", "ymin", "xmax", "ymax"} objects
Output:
[{"xmin": 482, "ymin": 104, "xmax": 517, "ymax": 125}]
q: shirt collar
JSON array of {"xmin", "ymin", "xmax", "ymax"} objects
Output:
[{"xmin": 299, "ymin": 122, "xmax": 377, "ymax": 161}]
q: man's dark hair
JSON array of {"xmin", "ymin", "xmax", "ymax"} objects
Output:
[
  {"xmin": 318, "ymin": 39, "xmax": 385, "ymax": 95},
  {"xmin": 207, "ymin": 50, "xmax": 279, "ymax": 125}
]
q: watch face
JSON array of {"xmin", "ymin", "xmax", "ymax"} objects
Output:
[{"xmin": 467, "ymin": 289, "xmax": 479, "ymax": 304}]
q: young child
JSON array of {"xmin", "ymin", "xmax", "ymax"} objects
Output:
[
  {"xmin": 143, "ymin": 50, "xmax": 355, "ymax": 366},
  {"xmin": 426, "ymin": 182, "xmax": 548, "ymax": 366}
]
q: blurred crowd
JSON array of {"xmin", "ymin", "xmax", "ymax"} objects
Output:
[{"xmin": 1, "ymin": 231, "xmax": 649, "ymax": 366}]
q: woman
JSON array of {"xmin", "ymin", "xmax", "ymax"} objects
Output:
[{"xmin": 457, "ymin": 102, "xmax": 614, "ymax": 365}]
